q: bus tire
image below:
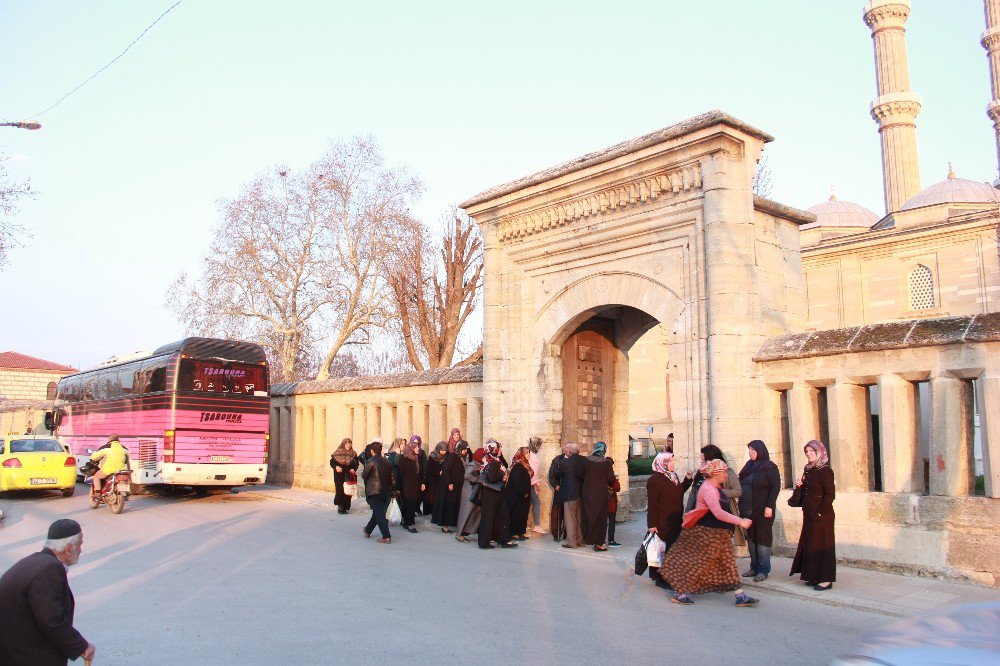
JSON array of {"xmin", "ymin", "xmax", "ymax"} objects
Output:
[
  {"xmin": 193, "ymin": 486, "xmax": 209, "ymax": 497},
  {"xmin": 129, "ymin": 482, "xmax": 146, "ymax": 496}
]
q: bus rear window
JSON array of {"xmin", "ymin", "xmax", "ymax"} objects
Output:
[{"xmin": 178, "ymin": 360, "xmax": 266, "ymax": 394}]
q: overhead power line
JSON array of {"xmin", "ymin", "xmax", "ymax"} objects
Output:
[{"xmin": 30, "ymin": 0, "xmax": 184, "ymax": 118}]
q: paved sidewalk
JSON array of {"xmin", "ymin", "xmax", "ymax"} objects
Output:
[{"xmin": 240, "ymin": 484, "xmax": 1000, "ymax": 618}]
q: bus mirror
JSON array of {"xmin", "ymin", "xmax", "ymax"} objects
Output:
[{"xmin": 44, "ymin": 411, "xmax": 54, "ymax": 431}]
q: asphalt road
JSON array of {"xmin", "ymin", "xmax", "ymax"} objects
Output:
[{"xmin": 0, "ymin": 484, "xmax": 893, "ymax": 665}]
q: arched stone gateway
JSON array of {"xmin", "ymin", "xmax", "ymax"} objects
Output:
[{"xmin": 461, "ymin": 110, "xmax": 812, "ymax": 516}]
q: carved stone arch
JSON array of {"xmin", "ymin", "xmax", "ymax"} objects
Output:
[{"xmin": 535, "ymin": 271, "xmax": 685, "ymax": 349}]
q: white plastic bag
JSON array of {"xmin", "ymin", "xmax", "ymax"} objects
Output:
[
  {"xmin": 646, "ymin": 533, "xmax": 667, "ymax": 567},
  {"xmin": 387, "ymin": 498, "xmax": 402, "ymax": 526}
]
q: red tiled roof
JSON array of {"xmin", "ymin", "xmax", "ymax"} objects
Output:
[{"xmin": 0, "ymin": 351, "xmax": 77, "ymax": 372}]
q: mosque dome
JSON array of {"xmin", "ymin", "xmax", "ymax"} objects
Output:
[
  {"xmin": 802, "ymin": 194, "xmax": 879, "ymax": 230},
  {"xmin": 900, "ymin": 165, "xmax": 1000, "ymax": 211}
]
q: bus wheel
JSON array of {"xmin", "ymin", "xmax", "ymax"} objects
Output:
[
  {"xmin": 129, "ymin": 482, "xmax": 146, "ymax": 496},
  {"xmin": 108, "ymin": 493, "xmax": 126, "ymax": 514},
  {"xmin": 193, "ymin": 486, "xmax": 209, "ymax": 497}
]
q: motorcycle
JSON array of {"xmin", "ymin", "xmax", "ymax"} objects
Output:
[{"xmin": 80, "ymin": 460, "xmax": 132, "ymax": 514}]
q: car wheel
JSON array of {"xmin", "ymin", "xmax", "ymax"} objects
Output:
[{"xmin": 62, "ymin": 485, "xmax": 76, "ymax": 497}]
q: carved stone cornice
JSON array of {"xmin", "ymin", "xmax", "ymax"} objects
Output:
[
  {"xmin": 863, "ymin": 1, "xmax": 910, "ymax": 31},
  {"xmin": 493, "ymin": 163, "xmax": 702, "ymax": 242},
  {"xmin": 870, "ymin": 92, "xmax": 922, "ymax": 125},
  {"xmin": 988, "ymin": 100, "xmax": 1000, "ymax": 123},
  {"xmin": 981, "ymin": 26, "xmax": 1000, "ymax": 51}
]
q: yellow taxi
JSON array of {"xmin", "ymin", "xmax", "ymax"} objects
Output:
[{"xmin": 0, "ymin": 435, "xmax": 78, "ymax": 496}]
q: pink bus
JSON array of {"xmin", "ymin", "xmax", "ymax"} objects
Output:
[{"xmin": 46, "ymin": 338, "xmax": 270, "ymax": 493}]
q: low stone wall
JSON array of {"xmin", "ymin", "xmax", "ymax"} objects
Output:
[
  {"xmin": 772, "ymin": 489, "xmax": 1000, "ymax": 587},
  {"xmin": 268, "ymin": 366, "xmax": 484, "ymax": 491}
]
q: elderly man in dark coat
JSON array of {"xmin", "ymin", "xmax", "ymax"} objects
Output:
[
  {"xmin": 553, "ymin": 441, "xmax": 585, "ymax": 548},
  {"xmin": 0, "ymin": 519, "xmax": 95, "ymax": 665}
]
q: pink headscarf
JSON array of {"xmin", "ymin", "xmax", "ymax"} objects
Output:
[
  {"xmin": 484, "ymin": 438, "xmax": 501, "ymax": 467},
  {"xmin": 652, "ymin": 451, "xmax": 679, "ymax": 485},
  {"xmin": 700, "ymin": 458, "xmax": 729, "ymax": 478},
  {"xmin": 805, "ymin": 440, "xmax": 829, "ymax": 469}
]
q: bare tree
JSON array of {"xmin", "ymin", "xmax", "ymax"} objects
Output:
[
  {"xmin": 168, "ymin": 136, "xmax": 422, "ymax": 383},
  {"xmin": 752, "ymin": 154, "xmax": 774, "ymax": 198},
  {"xmin": 0, "ymin": 153, "xmax": 34, "ymax": 269},
  {"xmin": 389, "ymin": 212, "xmax": 483, "ymax": 370}
]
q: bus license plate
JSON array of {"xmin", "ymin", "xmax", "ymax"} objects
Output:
[
  {"xmin": 30, "ymin": 478, "xmax": 56, "ymax": 485},
  {"xmin": 211, "ymin": 456, "xmax": 231, "ymax": 462}
]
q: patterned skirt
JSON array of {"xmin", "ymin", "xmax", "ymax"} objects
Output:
[{"xmin": 660, "ymin": 524, "xmax": 740, "ymax": 594}]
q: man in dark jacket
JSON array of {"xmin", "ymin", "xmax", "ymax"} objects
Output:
[
  {"xmin": 0, "ymin": 518, "xmax": 95, "ymax": 665},
  {"xmin": 553, "ymin": 442, "xmax": 585, "ymax": 548}
]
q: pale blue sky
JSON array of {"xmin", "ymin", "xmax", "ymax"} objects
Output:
[{"xmin": 0, "ymin": 0, "xmax": 993, "ymax": 370}]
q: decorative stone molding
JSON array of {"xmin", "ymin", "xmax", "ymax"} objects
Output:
[
  {"xmin": 863, "ymin": 1, "xmax": 910, "ymax": 31},
  {"xmin": 870, "ymin": 92, "xmax": 922, "ymax": 125},
  {"xmin": 494, "ymin": 163, "xmax": 702, "ymax": 242},
  {"xmin": 982, "ymin": 26, "xmax": 1000, "ymax": 51},
  {"xmin": 988, "ymin": 100, "xmax": 1000, "ymax": 124}
]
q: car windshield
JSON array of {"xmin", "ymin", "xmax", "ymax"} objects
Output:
[{"xmin": 10, "ymin": 439, "xmax": 64, "ymax": 453}]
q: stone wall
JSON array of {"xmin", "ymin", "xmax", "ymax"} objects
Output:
[
  {"xmin": 268, "ymin": 366, "xmax": 484, "ymax": 491},
  {"xmin": 0, "ymin": 369, "xmax": 67, "ymax": 401}
]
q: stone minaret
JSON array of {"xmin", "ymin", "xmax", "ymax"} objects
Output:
[
  {"xmin": 983, "ymin": 0, "xmax": 1000, "ymax": 183},
  {"xmin": 863, "ymin": 0, "xmax": 922, "ymax": 213}
]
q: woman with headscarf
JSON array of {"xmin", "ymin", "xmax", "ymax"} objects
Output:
[
  {"xmin": 527, "ymin": 436, "xmax": 546, "ymax": 534},
  {"xmin": 581, "ymin": 441, "xmax": 616, "ymax": 551},
  {"xmin": 423, "ymin": 441, "xmax": 447, "ymax": 516},
  {"xmin": 660, "ymin": 459, "xmax": 758, "ymax": 607},
  {"xmin": 397, "ymin": 435, "xmax": 425, "ymax": 533},
  {"xmin": 503, "ymin": 446, "xmax": 533, "ymax": 541},
  {"xmin": 738, "ymin": 439, "xmax": 781, "ymax": 582},
  {"xmin": 447, "ymin": 427, "xmax": 462, "ymax": 451},
  {"xmin": 685, "ymin": 444, "xmax": 741, "ymax": 512},
  {"xmin": 329, "ymin": 438, "xmax": 359, "ymax": 515},
  {"xmin": 456, "ymin": 446, "xmax": 484, "ymax": 542},
  {"xmin": 646, "ymin": 450, "xmax": 692, "ymax": 589},
  {"xmin": 790, "ymin": 440, "xmax": 836, "ymax": 590},
  {"xmin": 361, "ymin": 440, "xmax": 395, "ymax": 544},
  {"xmin": 477, "ymin": 439, "xmax": 518, "ymax": 549},
  {"xmin": 433, "ymin": 436, "xmax": 465, "ymax": 532}
]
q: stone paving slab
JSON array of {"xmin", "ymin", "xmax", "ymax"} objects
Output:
[{"xmin": 241, "ymin": 484, "xmax": 1000, "ymax": 618}]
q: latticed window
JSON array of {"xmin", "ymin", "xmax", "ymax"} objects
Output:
[{"xmin": 908, "ymin": 264, "xmax": 935, "ymax": 310}]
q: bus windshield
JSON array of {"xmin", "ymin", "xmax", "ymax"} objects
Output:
[{"xmin": 178, "ymin": 359, "xmax": 266, "ymax": 394}]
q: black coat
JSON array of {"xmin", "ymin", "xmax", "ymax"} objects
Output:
[
  {"xmin": 551, "ymin": 454, "xmax": 584, "ymax": 503},
  {"xmin": 432, "ymin": 452, "xmax": 465, "ymax": 527},
  {"xmin": 581, "ymin": 457, "xmax": 615, "ymax": 545},
  {"xmin": 791, "ymin": 465, "xmax": 837, "ymax": 583},
  {"xmin": 738, "ymin": 462, "xmax": 781, "ymax": 547},
  {"xmin": 330, "ymin": 455, "xmax": 359, "ymax": 507},
  {"xmin": 503, "ymin": 463, "xmax": 532, "ymax": 536},
  {"xmin": 397, "ymin": 455, "xmax": 423, "ymax": 501},
  {"xmin": 0, "ymin": 549, "xmax": 89, "ymax": 666},
  {"xmin": 646, "ymin": 473, "xmax": 692, "ymax": 551}
]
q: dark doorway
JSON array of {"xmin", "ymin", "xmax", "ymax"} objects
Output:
[{"xmin": 561, "ymin": 318, "xmax": 616, "ymax": 448}]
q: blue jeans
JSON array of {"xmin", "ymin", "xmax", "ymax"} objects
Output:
[{"xmin": 747, "ymin": 538, "xmax": 771, "ymax": 575}]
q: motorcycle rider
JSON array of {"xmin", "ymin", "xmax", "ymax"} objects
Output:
[{"xmin": 90, "ymin": 434, "xmax": 128, "ymax": 497}]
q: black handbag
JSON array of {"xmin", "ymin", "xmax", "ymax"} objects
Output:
[
  {"xmin": 470, "ymin": 484, "xmax": 483, "ymax": 507},
  {"xmin": 787, "ymin": 486, "xmax": 803, "ymax": 507},
  {"xmin": 634, "ymin": 532, "xmax": 655, "ymax": 576}
]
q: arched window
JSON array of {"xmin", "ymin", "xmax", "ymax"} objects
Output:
[
  {"xmin": 46, "ymin": 381, "xmax": 57, "ymax": 400},
  {"xmin": 908, "ymin": 264, "xmax": 935, "ymax": 310}
]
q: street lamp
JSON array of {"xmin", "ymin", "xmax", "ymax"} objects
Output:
[{"xmin": 1, "ymin": 120, "xmax": 42, "ymax": 130}]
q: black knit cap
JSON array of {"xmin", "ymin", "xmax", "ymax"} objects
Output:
[{"xmin": 47, "ymin": 518, "xmax": 82, "ymax": 540}]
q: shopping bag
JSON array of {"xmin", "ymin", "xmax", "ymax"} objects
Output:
[
  {"xmin": 634, "ymin": 532, "xmax": 655, "ymax": 576},
  {"xmin": 682, "ymin": 508, "xmax": 709, "ymax": 529},
  {"xmin": 387, "ymin": 498, "xmax": 402, "ymax": 526},
  {"xmin": 646, "ymin": 533, "xmax": 667, "ymax": 567}
]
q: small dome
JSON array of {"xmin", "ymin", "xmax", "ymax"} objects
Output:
[
  {"xmin": 802, "ymin": 194, "xmax": 879, "ymax": 230},
  {"xmin": 900, "ymin": 165, "xmax": 1000, "ymax": 211}
]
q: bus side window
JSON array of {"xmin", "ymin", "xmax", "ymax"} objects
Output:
[{"xmin": 148, "ymin": 367, "xmax": 166, "ymax": 393}]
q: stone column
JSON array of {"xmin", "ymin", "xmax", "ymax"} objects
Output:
[
  {"xmin": 381, "ymin": 403, "xmax": 396, "ymax": 444},
  {"xmin": 787, "ymin": 384, "xmax": 821, "ymax": 477},
  {"xmin": 269, "ymin": 405, "xmax": 281, "ymax": 462},
  {"xmin": 878, "ymin": 374, "xmax": 921, "ymax": 493},
  {"xmin": 699, "ymin": 144, "xmax": 767, "ymax": 448},
  {"xmin": 929, "ymin": 376, "xmax": 975, "ymax": 496},
  {"xmin": 351, "ymin": 405, "xmax": 366, "ymax": 448},
  {"xmin": 983, "ymin": 0, "xmax": 1000, "ymax": 181},
  {"xmin": 281, "ymin": 405, "xmax": 293, "ymax": 465},
  {"xmin": 414, "ymin": 402, "xmax": 429, "ymax": 450},
  {"xmin": 467, "ymin": 397, "xmax": 483, "ymax": 449},
  {"xmin": 826, "ymin": 382, "xmax": 870, "ymax": 492},
  {"xmin": 366, "ymin": 401, "xmax": 380, "ymax": 444},
  {"xmin": 977, "ymin": 376, "xmax": 1000, "ymax": 498},
  {"xmin": 314, "ymin": 405, "xmax": 326, "ymax": 468},
  {"xmin": 446, "ymin": 399, "xmax": 463, "ymax": 437},
  {"xmin": 864, "ymin": 0, "xmax": 922, "ymax": 213},
  {"xmin": 429, "ymin": 400, "xmax": 447, "ymax": 445}
]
